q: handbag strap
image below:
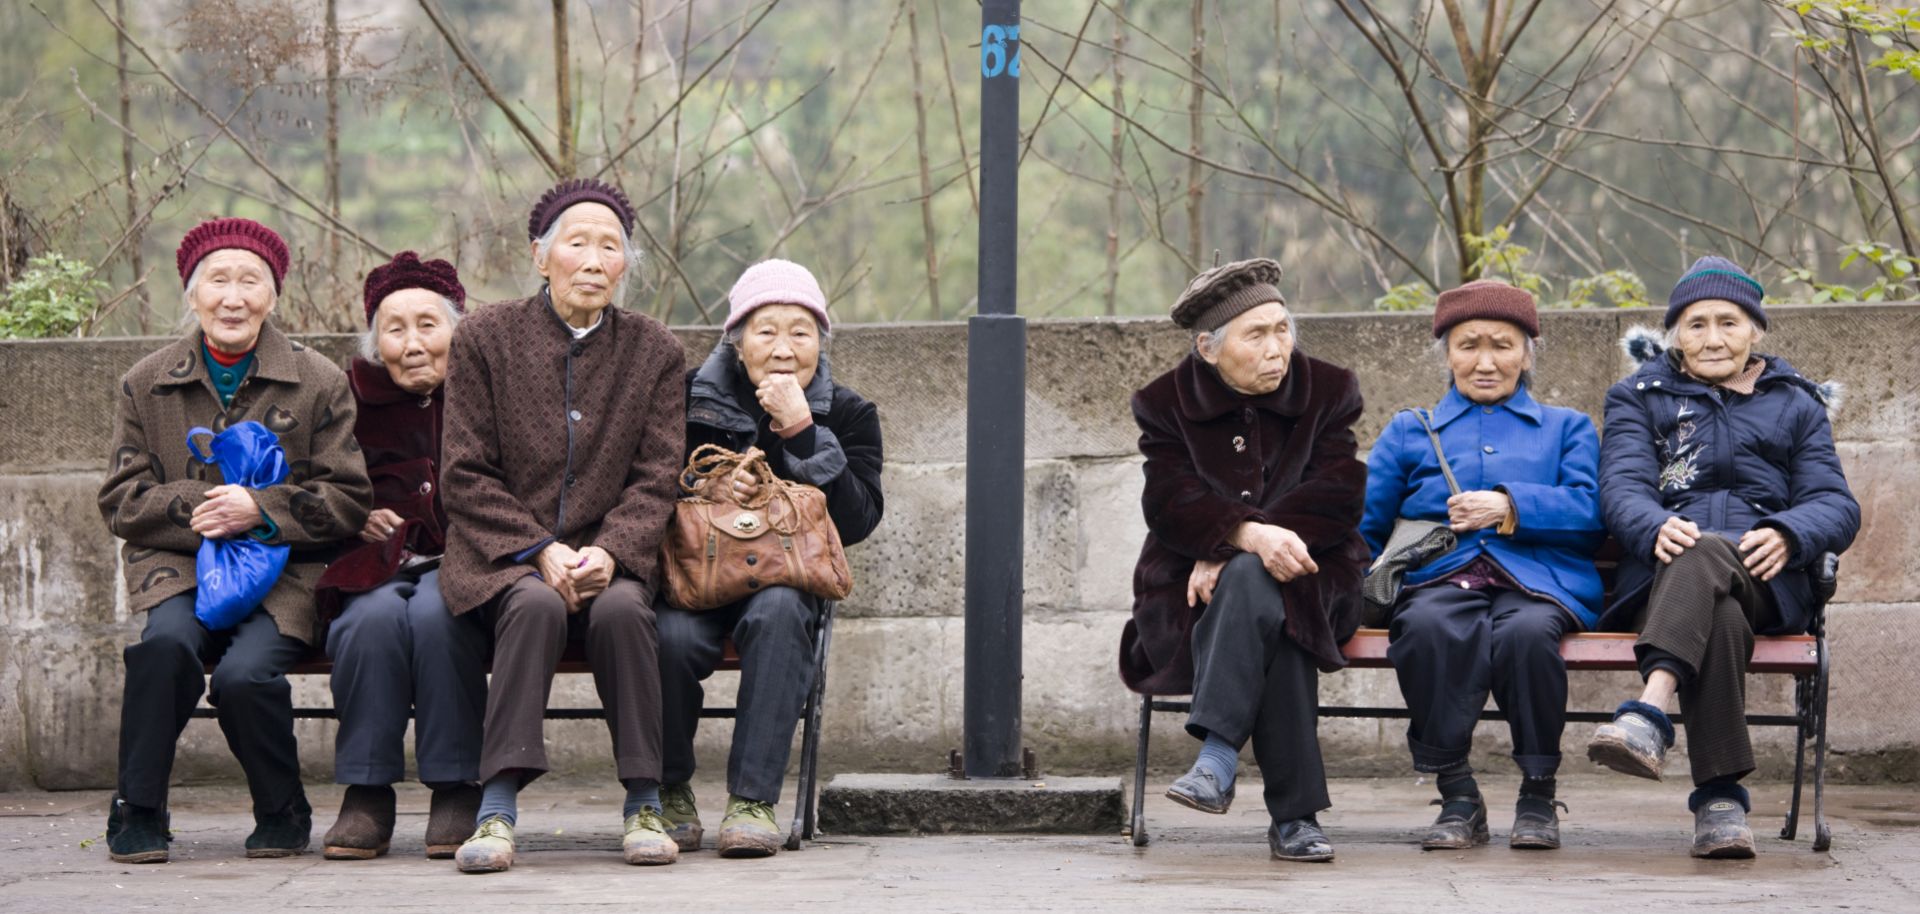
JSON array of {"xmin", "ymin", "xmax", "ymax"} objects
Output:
[{"xmin": 1407, "ymin": 408, "xmax": 1462, "ymax": 497}]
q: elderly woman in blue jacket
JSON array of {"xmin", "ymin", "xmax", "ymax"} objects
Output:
[
  {"xmin": 1588, "ymin": 257, "xmax": 1858, "ymax": 859},
  {"xmin": 1362, "ymin": 280, "xmax": 1604, "ymax": 852}
]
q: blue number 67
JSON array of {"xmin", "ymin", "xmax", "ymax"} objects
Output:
[{"xmin": 982, "ymin": 24, "xmax": 1021, "ymax": 78}]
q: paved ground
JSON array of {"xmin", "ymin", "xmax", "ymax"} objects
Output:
[{"xmin": 2, "ymin": 773, "xmax": 1916, "ymax": 913}]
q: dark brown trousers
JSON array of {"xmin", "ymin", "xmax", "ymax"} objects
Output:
[
  {"xmin": 1634, "ymin": 535, "xmax": 1780, "ymax": 786},
  {"xmin": 477, "ymin": 575, "xmax": 662, "ymax": 785}
]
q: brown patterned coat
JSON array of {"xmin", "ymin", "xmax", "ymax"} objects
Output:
[
  {"xmin": 98, "ymin": 322, "xmax": 373, "ymax": 645},
  {"xmin": 439, "ymin": 293, "xmax": 687, "ymax": 615}
]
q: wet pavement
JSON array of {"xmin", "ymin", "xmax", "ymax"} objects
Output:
[{"xmin": 2, "ymin": 773, "xmax": 1916, "ymax": 912}]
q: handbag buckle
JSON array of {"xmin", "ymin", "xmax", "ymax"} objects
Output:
[{"xmin": 732, "ymin": 514, "xmax": 762, "ymax": 534}]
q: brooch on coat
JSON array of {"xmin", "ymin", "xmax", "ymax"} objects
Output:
[{"xmin": 1231, "ymin": 435, "xmax": 1246, "ymax": 453}]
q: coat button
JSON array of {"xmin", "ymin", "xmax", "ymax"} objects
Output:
[
  {"xmin": 1242, "ymin": 407, "xmax": 1254, "ymax": 424},
  {"xmin": 565, "ymin": 473, "xmax": 578, "ymax": 487},
  {"xmin": 569, "ymin": 409, "xmax": 582, "ymax": 422},
  {"xmin": 1651, "ymin": 380, "xmax": 1662, "ymax": 387},
  {"xmin": 1636, "ymin": 382, "xmax": 1646, "ymax": 389},
  {"xmin": 1482, "ymin": 407, "xmax": 1493, "ymax": 414},
  {"xmin": 747, "ymin": 577, "xmax": 761, "ymax": 589},
  {"xmin": 419, "ymin": 397, "xmax": 432, "ymax": 408},
  {"xmin": 570, "ymin": 343, "xmax": 584, "ymax": 357},
  {"xmin": 419, "ymin": 481, "xmax": 433, "ymax": 495},
  {"xmin": 745, "ymin": 554, "xmax": 758, "ymax": 566},
  {"xmin": 1239, "ymin": 490, "xmax": 1253, "ymax": 502},
  {"xmin": 1483, "ymin": 445, "xmax": 1495, "ymax": 454}
]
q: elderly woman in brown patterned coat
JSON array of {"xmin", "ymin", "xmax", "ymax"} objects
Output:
[
  {"xmin": 98, "ymin": 218, "xmax": 371, "ymax": 865},
  {"xmin": 441, "ymin": 179, "xmax": 687, "ymax": 873}
]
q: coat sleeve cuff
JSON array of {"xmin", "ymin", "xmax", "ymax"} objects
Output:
[
  {"xmin": 513, "ymin": 537, "xmax": 556, "ymax": 564},
  {"xmin": 781, "ymin": 424, "xmax": 847, "ymax": 486}
]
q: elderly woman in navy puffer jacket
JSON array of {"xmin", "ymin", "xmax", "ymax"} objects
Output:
[{"xmin": 1589, "ymin": 256, "xmax": 1858, "ymax": 861}]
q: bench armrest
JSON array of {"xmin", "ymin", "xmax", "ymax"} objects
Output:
[{"xmin": 1808, "ymin": 552, "xmax": 1840, "ymax": 637}]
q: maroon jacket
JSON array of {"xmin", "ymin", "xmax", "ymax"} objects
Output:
[
  {"xmin": 314, "ymin": 357, "xmax": 447, "ymax": 615},
  {"xmin": 1119, "ymin": 350, "xmax": 1369, "ymax": 695}
]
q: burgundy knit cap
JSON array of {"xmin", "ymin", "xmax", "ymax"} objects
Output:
[
  {"xmin": 175, "ymin": 218, "xmax": 290, "ymax": 292},
  {"xmin": 527, "ymin": 178, "xmax": 636, "ymax": 240},
  {"xmin": 1432, "ymin": 279, "xmax": 1540, "ymax": 339},
  {"xmin": 362, "ymin": 251, "xmax": 466, "ymax": 325}
]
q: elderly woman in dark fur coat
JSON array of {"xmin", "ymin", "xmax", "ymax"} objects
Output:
[
  {"xmin": 1118, "ymin": 258, "xmax": 1368, "ymax": 863},
  {"xmin": 1589, "ymin": 256, "xmax": 1858, "ymax": 859}
]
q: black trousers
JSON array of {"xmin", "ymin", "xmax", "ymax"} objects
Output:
[
  {"xmin": 1185, "ymin": 553, "xmax": 1328, "ymax": 824},
  {"xmin": 1634, "ymin": 535, "xmax": 1780, "ymax": 786},
  {"xmin": 326, "ymin": 568, "xmax": 489, "ymax": 786},
  {"xmin": 1387, "ymin": 584, "xmax": 1571, "ymax": 780},
  {"xmin": 658, "ymin": 586, "xmax": 817, "ymax": 803},
  {"xmin": 117, "ymin": 592, "xmax": 307, "ymax": 813}
]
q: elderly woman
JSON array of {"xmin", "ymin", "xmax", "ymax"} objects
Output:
[
  {"xmin": 440, "ymin": 179, "xmax": 686, "ymax": 873},
  {"xmin": 1590, "ymin": 257, "xmax": 1859, "ymax": 858},
  {"xmin": 1361, "ymin": 280, "xmax": 1604, "ymax": 851},
  {"xmin": 98, "ymin": 218, "xmax": 371, "ymax": 863},
  {"xmin": 1119, "ymin": 258, "xmax": 1368, "ymax": 863},
  {"xmin": 653, "ymin": 260, "xmax": 884, "ymax": 858},
  {"xmin": 311, "ymin": 252, "xmax": 485, "ymax": 861}
]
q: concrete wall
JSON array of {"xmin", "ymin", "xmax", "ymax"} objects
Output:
[{"xmin": 1, "ymin": 304, "xmax": 1915, "ymax": 790}]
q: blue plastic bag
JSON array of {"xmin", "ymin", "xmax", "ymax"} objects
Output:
[{"xmin": 186, "ymin": 421, "xmax": 291, "ymax": 631}]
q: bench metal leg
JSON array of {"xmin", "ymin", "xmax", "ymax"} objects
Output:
[
  {"xmin": 1782, "ymin": 671, "xmax": 1813, "ymax": 842},
  {"xmin": 787, "ymin": 602, "xmax": 836, "ymax": 851},
  {"xmin": 1812, "ymin": 634, "xmax": 1832, "ymax": 852},
  {"xmin": 1130, "ymin": 693, "xmax": 1152, "ymax": 847}
]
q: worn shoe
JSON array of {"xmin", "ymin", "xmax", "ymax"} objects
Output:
[
  {"xmin": 1692, "ymin": 798, "xmax": 1756, "ymax": 859},
  {"xmin": 106, "ymin": 795, "xmax": 170, "ymax": 865},
  {"xmin": 1509, "ymin": 796, "xmax": 1568, "ymax": 850},
  {"xmin": 1165, "ymin": 768, "xmax": 1235, "ymax": 815},
  {"xmin": 322, "ymin": 785, "xmax": 395, "ymax": 860},
  {"xmin": 455, "ymin": 815, "xmax": 516, "ymax": 873},
  {"xmin": 1587, "ymin": 701, "xmax": 1674, "ymax": 781},
  {"xmin": 245, "ymin": 793, "xmax": 313, "ymax": 858},
  {"xmin": 1269, "ymin": 817, "xmax": 1335, "ymax": 863},
  {"xmin": 659, "ymin": 782, "xmax": 704, "ymax": 852},
  {"xmin": 1422, "ymin": 794, "xmax": 1490, "ymax": 850},
  {"xmin": 622, "ymin": 807, "xmax": 681, "ymax": 865},
  {"xmin": 717, "ymin": 795, "xmax": 783, "ymax": 858},
  {"xmin": 425, "ymin": 785, "xmax": 484, "ymax": 859}
]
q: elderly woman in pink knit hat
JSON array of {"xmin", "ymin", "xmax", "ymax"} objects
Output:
[{"xmin": 653, "ymin": 259, "xmax": 885, "ymax": 858}]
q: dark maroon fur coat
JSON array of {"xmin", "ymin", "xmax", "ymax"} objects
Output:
[{"xmin": 1119, "ymin": 349, "xmax": 1369, "ymax": 694}]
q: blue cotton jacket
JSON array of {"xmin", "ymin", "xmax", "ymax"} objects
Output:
[
  {"xmin": 1598, "ymin": 350, "xmax": 1858, "ymax": 635},
  {"xmin": 1362, "ymin": 384, "xmax": 1606, "ymax": 629}
]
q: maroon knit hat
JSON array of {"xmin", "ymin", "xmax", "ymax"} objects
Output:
[
  {"xmin": 175, "ymin": 218, "xmax": 290, "ymax": 292},
  {"xmin": 1432, "ymin": 279, "xmax": 1540, "ymax": 339},
  {"xmin": 362, "ymin": 251, "xmax": 466, "ymax": 325},
  {"xmin": 527, "ymin": 178, "xmax": 636, "ymax": 240}
]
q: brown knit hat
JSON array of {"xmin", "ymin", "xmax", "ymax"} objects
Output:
[
  {"xmin": 527, "ymin": 178, "xmax": 636, "ymax": 240},
  {"xmin": 1432, "ymin": 279, "xmax": 1539, "ymax": 339},
  {"xmin": 176, "ymin": 217, "xmax": 290, "ymax": 292},
  {"xmin": 1170, "ymin": 257, "xmax": 1285, "ymax": 331},
  {"xmin": 362, "ymin": 251, "xmax": 466, "ymax": 326}
]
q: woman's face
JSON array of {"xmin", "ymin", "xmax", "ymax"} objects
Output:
[
  {"xmin": 534, "ymin": 202, "xmax": 627, "ymax": 322},
  {"xmin": 191, "ymin": 248, "xmax": 275, "ymax": 354},
  {"xmin": 1201, "ymin": 302, "xmax": 1294, "ymax": 396},
  {"xmin": 1673, "ymin": 299, "xmax": 1762, "ymax": 383},
  {"xmin": 1446, "ymin": 319, "xmax": 1533, "ymax": 404},
  {"xmin": 737, "ymin": 304, "xmax": 822, "ymax": 388},
  {"xmin": 373, "ymin": 288, "xmax": 455, "ymax": 395}
]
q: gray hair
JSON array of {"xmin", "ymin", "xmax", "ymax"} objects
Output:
[
  {"xmin": 359, "ymin": 295, "xmax": 464, "ymax": 362},
  {"xmin": 1191, "ymin": 310, "xmax": 1297, "ymax": 360},
  {"xmin": 532, "ymin": 206, "xmax": 645, "ymax": 306},
  {"xmin": 1433, "ymin": 327, "xmax": 1539, "ymax": 391},
  {"xmin": 175, "ymin": 259, "xmax": 278, "ymax": 333},
  {"xmin": 1662, "ymin": 311, "xmax": 1764, "ymax": 350},
  {"xmin": 723, "ymin": 311, "xmax": 833, "ymax": 349}
]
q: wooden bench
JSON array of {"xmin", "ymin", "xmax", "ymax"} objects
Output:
[
  {"xmin": 191, "ymin": 602, "xmax": 838, "ymax": 851},
  {"xmin": 1127, "ymin": 556, "xmax": 1838, "ymax": 852}
]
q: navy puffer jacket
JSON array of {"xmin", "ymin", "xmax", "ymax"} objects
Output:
[{"xmin": 1598, "ymin": 342, "xmax": 1859, "ymax": 635}]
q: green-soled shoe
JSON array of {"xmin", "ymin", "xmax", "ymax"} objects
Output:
[
  {"xmin": 455, "ymin": 815, "xmax": 516, "ymax": 873},
  {"xmin": 659, "ymin": 782, "xmax": 704, "ymax": 852},
  {"xmin": 622, "ymin": 808, "xmax": 680, "ymax": 866},
  {"xmin": 716, "ymin": 794, "xmax": 782, "ymax": 859}
]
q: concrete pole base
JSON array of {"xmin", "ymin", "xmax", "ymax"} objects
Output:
[{"xmin": 817, "ymin": 773, "xmax": 1125, "ymax": 836}]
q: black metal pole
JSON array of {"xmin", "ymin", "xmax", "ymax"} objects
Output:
[{"xmin": 964, "ymin": 0, "xmax": 1025, "ymax": 780}]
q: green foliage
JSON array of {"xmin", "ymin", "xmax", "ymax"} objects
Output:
[
  {"xmin": 1781, "ymin": 242, "xmax": 1919, "ymax": 302},
  {"xmin": 0, "ymin": 253, "xmax": 104, "ymax": 339},
  {"xmin": 1780, "ymin": 3, "xmax": 1920, "ymax": 81},
  {"xmin": 1371, "ymin": 226, "xmax": 1649, "ymax": 311},
  {"xmin": 1373, "ymin": 282, "xmax": 1435, "ymax": 311},
  {"xmin": 1465, "ymin": 226, "xmax": 1551, "ymax": 299},
  {"xmin": 1566, "ymin": 270, "xmax": 1653, "ymax": 310}
]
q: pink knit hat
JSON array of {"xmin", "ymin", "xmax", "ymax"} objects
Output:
[{"xmin": 725, "ymin": 259, "xmax": 830, "ymax": 333}]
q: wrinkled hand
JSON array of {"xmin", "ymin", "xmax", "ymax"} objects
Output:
[
  {"xmin": 1231, "ymin": 522, "xmax": 1318, "ymax": 583},
  {"xmin": 1653, "ymin": 515, "xmax": 1701, "ymax": 564},
  {"xmin": 1739, "ymin": 527, "xmax": 1790, "ymax": 582},
  {"xmin": 1447, "ymin": 490, "xmax": 1512, "ymax": 533},
  {"xmin": 1186, "ymin": 558, "xmax": 1226, "ymax": 608},
  {"xmin": 726, "ymin": 467, "xmax": 763, "ymax": 504},
  {"xmin": 569, "ymin": 546, "xmax": 617, "ymax": 602},
  {"xmin": 756, "ymin": 373, "xmax": 811, "ymax": 431},
  {"xmin": 535, "ymin": 541, "xmax": 584, "ymax": 612},
  {"xmin": 190, "ymin": 484, "xmax": 264, "ymax": 539},
  {"xmin": 358, "ymin": 508, "xmax": 406, "ymax": 544}
]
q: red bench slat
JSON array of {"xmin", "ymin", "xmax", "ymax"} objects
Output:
[
  {"xmin": 1339, "ymin": 628, "xmax": 1817, "ymax": 674},
  {"xmin": 232, "ymin": 638, "xmax": 744, "ymax": 678}
]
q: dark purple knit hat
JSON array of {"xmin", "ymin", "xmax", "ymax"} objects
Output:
[
  {"xmin": 527, "ymin": 178, "xmax": 636, "ymax": 240},
  {"xmin": 1433, "ymin": 279, "xmax": 1539, "ymax": 339},
  {"xmin": 1665, "ymin": 255, "xmax": 1767, "ymax": 329},
  {"xmin": 176, "ymin": 218, "xmax": 290, "ymax": 292},
  {"xmin": 362, "ymin": 251, "xmax": 466, "ymax": 325}
]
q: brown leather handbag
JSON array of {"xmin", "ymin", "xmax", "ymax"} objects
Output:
[{"xmin": 659, "ymin": 444, "xmax": 854, "ymax": 610}]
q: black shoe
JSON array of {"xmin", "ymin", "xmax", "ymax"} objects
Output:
[
  {"xmin": 1692, "ymin": 798, "xmax": 1755, "ymax": 859},
  {"xmin": 246, "ymin": 793, "xmax": 313, "ymax": 858},
  {"xmin": 106, "ymin": 795, "xmax": 170, "ymax": 864},
  {"xmin": 1269, "ymin": 817, "xmax": 1335, "ymax": 863},
  {"xmin": 1510, "ymin": 796, "xmax": 1567, "ymax": 850},
  {"xmin": 1165, "ymin": 768, "xmax": 1235, "ymax": 815},
  {"xmin": 1422, "ymin": 793, "xmax": 1489, "ymax": 850}
]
